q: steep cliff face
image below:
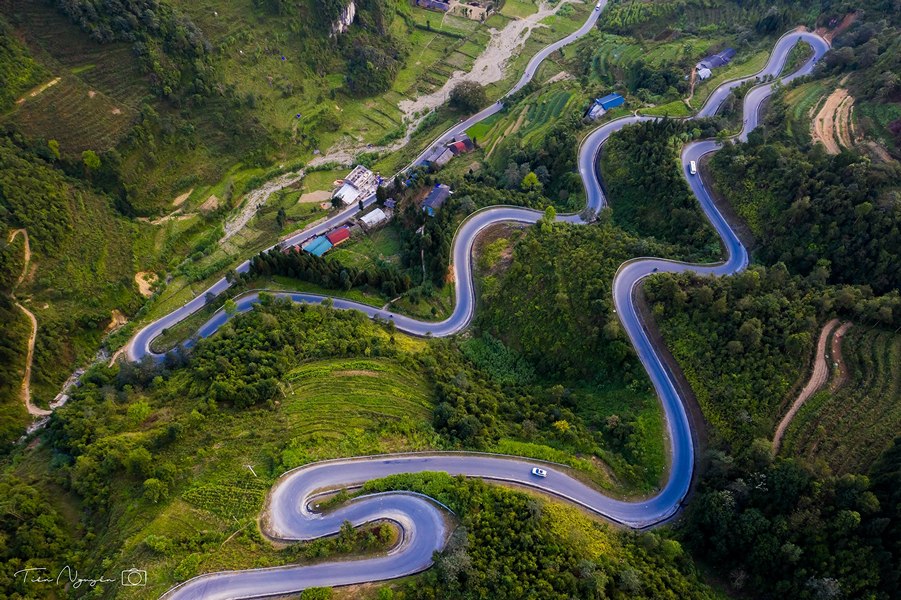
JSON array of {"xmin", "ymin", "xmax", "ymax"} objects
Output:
[{"xmin": 331, "ymin": 1, "xmax": 356, "ymax": 35}]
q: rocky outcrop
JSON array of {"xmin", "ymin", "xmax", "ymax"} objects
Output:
[{"xmin": 331, "ymin": 1, "xmax": 356, "ymax": 35}]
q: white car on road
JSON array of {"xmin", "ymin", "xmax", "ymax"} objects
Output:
[
  {"xmin": 689, "ymin": 160, "xmax": 697, "ymax": 175},
  {"xmin": 531, "ymin": 467, "xmax": 548, "ymax": 478}
]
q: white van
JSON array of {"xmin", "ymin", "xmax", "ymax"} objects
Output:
[
  {"xmin": 595, "ymin": 2, "xmax": 601, "ymax": 10},
  {"xmin": 689, "ymin": 160, "xmax": 697, "ymax": 175}
]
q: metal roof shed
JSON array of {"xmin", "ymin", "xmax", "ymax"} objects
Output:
[
  {"xmin": 597, "ymin": 93, "xmax": 625, "ymax": 110},
  {"xmin": 326, "ymin": 227, "xmax": 351, "ymax": 246},
  {"xmin": 302, "ymin": 236, "xmax": 333, "ymax": 257}
]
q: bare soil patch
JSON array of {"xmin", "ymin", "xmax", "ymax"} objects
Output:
[
  {"xmin": 105, "ymin": 309, "xmax": 128, "ymax": 333},
  {"xmin": 135, "ymin": 271, "xmax": 158, "ymax": 297},
  {"xmin": 299, "ymin": 189, "xmax": 334, "ymax": 204},
  {"xmin": 172, "ymin": 188, "xmax": 194, "ymax": 207},
  {"xmin": 200, "ymin": 194, "xmax": 220, "ymax": 214},
  {"xmin": 333, "ymin": 370, "xmax": 379, "ymax": 377},
  {"xmin": 815, "ymin": 12, "xmax": 857, "ymax": 44}
]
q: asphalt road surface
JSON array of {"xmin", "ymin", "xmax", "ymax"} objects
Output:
[{"xmin": 152, "ymin": 22, "xmax": 829, "ymax": 599}]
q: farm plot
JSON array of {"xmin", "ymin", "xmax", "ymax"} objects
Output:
[
  {"xmin": 783, "ymin": 327, "xmax": 901, "ymax": 475},
  {"xmin": 280, "ymin": 358, "xmax": 435, "ymax": 462},
  {"xmin": 9, "ymin": 74, "xmax": 135, "ymax": 154},
  {"xmin": 483, "ymin": 86, "xmax": 578, "ymax": 167}
]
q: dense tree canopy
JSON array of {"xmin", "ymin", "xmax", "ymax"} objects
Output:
[
  {"xmin": 601, "ymin": 119, "xmax": 721, "ymax": 259},
  {"xmin": 449, "ymin": 81, "xmax": 488, "ymax": 114},
  {"xmin": 710, "ymin": 131, "xmax": 901, "ymax": 294}
]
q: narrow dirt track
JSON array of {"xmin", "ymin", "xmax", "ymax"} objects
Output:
[
  {"xmin": 829, "ymin": 322, "xmax": 852, "ymax": 391},
  {"xmin": 773, "ymin": 318, "xmax": 844, "ymax": 453},
  {"xmin": 6, "ymin": 229, "xmax": 50, "ymax": 416}
]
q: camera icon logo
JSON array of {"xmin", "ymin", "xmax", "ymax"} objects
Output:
[{"xmin": 121, "ymin": 568, "xmax": 147, "ymax": 586}]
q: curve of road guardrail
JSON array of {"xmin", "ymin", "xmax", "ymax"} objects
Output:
[{"xmin": 149, "ymin": 14, "xmax": 829, "ymax": 598}]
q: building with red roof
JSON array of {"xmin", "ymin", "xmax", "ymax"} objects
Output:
[{"xmin": 326, "ymin": 227, "xmax": 350, "ymax": 246}]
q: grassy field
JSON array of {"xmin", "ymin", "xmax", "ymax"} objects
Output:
[
  {"xmin": 783, "ymin": 78, "xmax": 831, "ymax": 141},
  {"xmin": 688, "ymin": 49, "xmax": 770, "ymax": 110},
  {"xmin": 279, "ymin": 358, "xmax": 435, "ymax": 464},
  {"xmin": 783, "ymin": 326, "xmax": 901, "ymax": 475},
  {"xmin": 328, "ymin": 225, "xmax": 403, "ymax": 268},
  {"xmin": 639, "ymin": 99, "xmax": 692, "ymax": 117},
  {"xmin": 500, "ymin": 0, "xmax": 539, "ymax": 19}
]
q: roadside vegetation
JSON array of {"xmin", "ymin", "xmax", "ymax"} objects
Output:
[
  {"xmin": 0, "ymin": 291, "xmax": 701, "ymax": 597},
  {"xmin": 600, "ymin": 118, "xmax": 722, "ymax": 260},
  {"xmin": 364, "ymin": 472, "xmax": 717, "ymax": 599}
]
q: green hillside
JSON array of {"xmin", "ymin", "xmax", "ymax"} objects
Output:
[{"xmin": 783, "ymin": 326, "xmax": 901, "ymax": 474}]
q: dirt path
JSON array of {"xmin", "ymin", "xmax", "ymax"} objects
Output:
[
  {"xmin": 223, "ymin": 169, "xmax": 306, "ymax": 241},
  {"xmin": 815, "ymin": 12, "xmax": 857, "ymax": 44},
  {"xmin": 772, "ymin": 318, "xmax": 841, "ymax": 453},
  {"xmin": 399, "ymin": 0, "xmax": 578, "ymax": 117},
  {"xmin": 829, "ymin": 322, "xmax": 852, "ymax": 391},
  {"xmin": 6, "ymin": 229, "xmax": 51, "ymax": 417},
  {"xmin": 14, "ymin": 302, "xmax": 49, "ymax": 416},
  {"xmin": 307, "ymin": 0, "xmax": 580, "ymax": 169},
  {"xmin": 812, "ymin": 86, "xmax": 855, "ymax": 154},
  {"xmin": 15, "ymin": 77, "xmax": 61, "ymax": 105}
]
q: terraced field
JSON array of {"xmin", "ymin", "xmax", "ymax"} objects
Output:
[
  {"xmin": 783, "ymin": 327, "xmax": 901, "ymax": 474},
  {"xmin": 784, "ymin": 79, "xmax": 831, "ymax": 142},
  {"xmin": 279, "ymin": 357, "xmax": 436, "ymax": 463},
  {"xmin": 11, "ymin": 73, "xmax": 135, "ymax": 154},
  {"xmin": 0, "ymin": 0, "xmax": 146, "ymax": 153},
  {"xmin": 476, "ymin": 85, "xmax": 580, "ymax": 167}
]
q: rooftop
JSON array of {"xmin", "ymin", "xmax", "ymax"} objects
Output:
[
  {"xmin": 423, "ymin": 184, "xmax": 451, "ymax": 212},
  {"xmin": 361, "ymin": 208, "xmax": 388, "ymax": 227}
]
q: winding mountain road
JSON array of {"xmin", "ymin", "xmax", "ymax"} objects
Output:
[{"xmin": 145, "ymin": 15, "xmax": 829, "ymax": 599}]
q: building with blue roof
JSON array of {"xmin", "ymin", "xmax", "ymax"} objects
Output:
[
  {"xmin": 302, "ymin": 236, "xmax": 333, "ymax": 257},
  {"xmin": 597, "ymin": 93, "xmax": 625, "ymax": 110},
  {"xmin": 587, "ymin": 93, "xmax": 625, "ymax": 120}
]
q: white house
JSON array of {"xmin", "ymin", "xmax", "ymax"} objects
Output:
[{"xmin": 333, "ymin": 165, "xmax": 380, "ymax": 205}]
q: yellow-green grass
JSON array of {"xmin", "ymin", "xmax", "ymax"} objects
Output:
[
  {"xmin": 328, "ymin": 225, "xmax": 403, "ymax": 269},
  {"xmin": 689, "ymin": 49, "xmax": 770, "ymax": 110},
  {"xmin": 783, "ymin": 327, "xmax": 901, "ymax": 475},
  {"xmin": 501, "ymin": 0, "xmax": 539, "ymax": 19},
  {"xmin": 279, "ymin": 358, "xmax": 434, "ymax": 458},
  {"xmin": 301, "ymin": 169, "xmax": 347, "ymax": 194},
  {"xmin": 640, "ymin": 99, "xmax": 692, "ymax": 117},
  {"xmin": 783, "ymin": 79, "xmax": 831, "ymax": 140}
]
